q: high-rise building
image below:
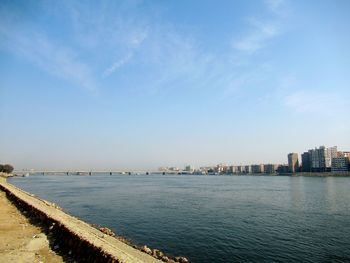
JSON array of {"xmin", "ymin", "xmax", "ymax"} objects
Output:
[
  {"xmin": 332, "ymin": 151, "xmax": 350, "ymax": 172},
  {"xmin": 331, "ymin": 156, "xmax": 349, "ymax": 172},
  {"xmin": 288, "ymin": 153, "xmax": 299, "ymax": 173},
  {"xmin": 277, "ymin": 164, "xmax": 289, "ymax": 174},
  {"xmin": 308, "ymin": 146, "xmax": 338, "ymax": 172},
  {"xmin": 251, "ymin": 164, "xmax": 264, "ymax": 173},
  {"xmin": 301, "ymin": 152, "xmax": 311, "ymax": 172},
  {"xmin": 325, "ymin": 146, "xmax": 337, "ymax": 169},
  {"xmin": 310, "ymin": 146, "xmax": 325, "ymax": 172},
  {"xmin": 263, "ymin": 164, "xmax": 278, "ymax": 174},
  {"xmin": 245, "ymin": 165, "xmax": 252, "ymax": 174},
  {"xmin": 236, "ymin": 165, "xmax": 244, "ymax": 173},
  {"xmin": 185, "ymin": 165, "xmax": 194, "ymax": 173}
]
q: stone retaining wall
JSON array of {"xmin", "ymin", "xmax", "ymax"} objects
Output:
[{"xmin": 0, "ymin": 178, "xmax": 161, "ymax": 263}]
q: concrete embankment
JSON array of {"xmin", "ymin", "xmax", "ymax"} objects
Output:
[
  {"xmin": 0, "ymin": 176, "xmax": 162, "ymax": 263},
  {"xmin": 291, "ymin": 172, "xmax": 350, "ymax": 177},
  {"xmin": 0, "ymin": 185, "xmax": 65, "ymax": 262}
]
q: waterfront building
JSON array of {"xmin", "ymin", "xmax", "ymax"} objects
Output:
[
  {"xmin": 228, "ymin": 166, "xmax": 235, "ymax": 174},
  {"xmin": 331, "ymin": 156, "xmax": 349, "ymax": 172},
  {"xmin": 301, "ymin": 152, "xmax": 311, "ymax": 172},
  {"xmin": 251, "ymin": 164, "xmax": 264, "ymax": 173},
  {"xmin": 332, "ymin": 151, "xmax": 350, "ymax": 172},
  {"xmin": 263, "ymin": 164, "xmax": 278, "ymax": 174},
  {"xmin": 277, "ymin": 164, "xmax": 289, "ymax": 174},
  {"xmin": 215, "ymin": 164, "xmax": 228, "ymax": 174},
  {"xmin": 325, "ymin": 146, "xmax": 337, "ymax": 169},
  {"xmin": 245, "ymin": 165, "xmax": 252, "ymax": 174},
  {"xmin": 310, "ymin": 146, "xmax": 326, "ymax": 172},
  {"xmin": 236, "ymin": 165, "xmax": 244, "ymax": 174},
  {"xmin": 288, "ymin": 153, "xmax": 299, "ymax": 173},
  {"xmin": 308, "ymin": 146, "xmax": 337, "ymax": 172},
  {"xmin": 168, "ymin": 167, "xmax": 180, "ymax": 172},
  {"xmin": 185, "ymin": 165, "xmax": 194, "ymax": 173}
]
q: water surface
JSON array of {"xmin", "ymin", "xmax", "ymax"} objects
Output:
[{"xmin": 9, "ymin": 174, "xmax": 350, "ymax": 263}]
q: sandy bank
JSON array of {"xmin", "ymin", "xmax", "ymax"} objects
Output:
[
  {"xmin": 0, "ymin": 177, "xmax": 162, "ymax": 263},
  {"xmin": 0, "ymin": 188, "xmax": 65, "ymax": 262}
]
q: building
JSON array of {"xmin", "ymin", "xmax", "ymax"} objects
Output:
[
  {"xmin": 325, "ymin": 146, "xmax": 338, "ymax": 169},
  {"xmin": 245, "ymin": 165, "xmax": 252, "ymax": 174},
  {"xmin": 332, "ymin": 151, "xmax": 350, "ymax": 172},
  {"xmin": 310, "ymin": 146, "xmax": 326, "ymax": 172},
  {"xmin": 263, "ymin": 164, "xmax": 278, "ymax": 174},
  {"xmin": 301, "ymin": 152, "xmax": 311, "ymax": 172},
  {"xmin": 277, "ymin": 164, "xmax": 289, "ymax": 174},
  {"xmin": 288, "ymin": 153, "xmax": 299, "ymax": 173},
  {"xmin": 236, "ymin": 165, "xmax": 244, "ymax": 174},
  {"xmin": 215, "ymin": 164, "xmax": 229, "ymax": 174},
  {"xmin": 185, "ymin": 165, "xmax": 194, "ymax": 173},
  {"xmin": 331, "ymin": 157, "xmax": 349, "ymax": 172},
  {"xmin": 308, "ymin": 146, "xmax": 337, "ymax": 172},
  {"xmin": 251, "ymin": 164, "xmax": 264, "ymax": 174}
]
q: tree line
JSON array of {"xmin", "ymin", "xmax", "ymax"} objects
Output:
[{"xmin": 0, "ymin": 164, "xmax": 14, "ymax": 174}]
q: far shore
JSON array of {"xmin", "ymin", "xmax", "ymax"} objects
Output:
[
  {"xmin": 280, "ymin": 172, "xmax": 350, "ymax": 177},
  {"xmin": 7, "ymin": 171, "xmax": 350, "ymax": 178}
]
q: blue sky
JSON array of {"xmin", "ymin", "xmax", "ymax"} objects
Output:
[{"xmin": 1, "ymin": 0, "xmax": 349, "ymax": 170}]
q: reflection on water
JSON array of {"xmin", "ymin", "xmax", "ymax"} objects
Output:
[{"xmin": 9, "ymin": 174, "xmax": 350, "ymax": 263}]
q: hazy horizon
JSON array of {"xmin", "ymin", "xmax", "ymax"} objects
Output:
[{"xmin": 1, "ymin": 0, "xmax": 350, "ymax": 170}]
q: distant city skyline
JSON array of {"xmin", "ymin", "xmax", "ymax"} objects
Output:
[{"xmin": 1, "ymin": 0, "xmax": 350, "ymax": 170}]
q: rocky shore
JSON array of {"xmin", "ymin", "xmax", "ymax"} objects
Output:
[{"xmin": 0, "ymin": 176, "xmax": 189, "ymax": 263}]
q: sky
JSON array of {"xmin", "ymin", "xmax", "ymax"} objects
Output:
[{"xmin": 1, "ymin": 0, "xmax": 350, "ymax": 171}]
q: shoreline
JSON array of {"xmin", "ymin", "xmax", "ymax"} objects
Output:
[
  {"xmin": 0, "ymin": 176, "xmax": 188, "ymax": 263},
  {"xmin": 10, "ymin": 171, "xmax": 350, "ymax": 177},
  {"xmin": 0, "ymin": 184, "xmax": 66, "ymax": 262},
  {"xmin": 287, "ymin": 172, "xmax": 350, "ymax": 177}
]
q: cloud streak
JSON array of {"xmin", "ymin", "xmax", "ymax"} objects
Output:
[
  {"xmin": 232, "ymin": 18, "xmax": 279, "ymax": 53},
  {"xmin": 102, "ymin": 53, "xmax": 133, "ymax": 78},
  {"xmin": 0, "ymin": 0, "xmax": 289, "ymax": 99},
  {"xmin": 264, "ymin": 0, "xmax": 289, "ymax": 16},
  {"xmin": 231, "ymin": 0, "xmax": 288, "ymax": 54},
  {"xmin": 0, "ymin": 21, "xmax": 96, "ymax": 91}
]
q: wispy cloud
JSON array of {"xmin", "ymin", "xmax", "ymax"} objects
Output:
[
  {"xmin": 102, "ymin": 53, "xmax": 133, "ymax": 78},
  {"xmin": 0, "ymin": 18, "xmax": 96, "ymax": 91},
  {"xmin": 231, "ymin": 0, "xmax": 288, "ymax": 54},
  {"xmin": 264, "ymin": 0, "xmax": 289, "ymax": 16},
  {"xmin": 101, "ymin": 28, "xmax": 148, "ymax": 78},
  {"xmin": 232, "ymin": 18, "xmax": 279, "ymax": 53},
  {"xmin": 0, "ymin": 0, "xmax": 289, "ymax": 99}
]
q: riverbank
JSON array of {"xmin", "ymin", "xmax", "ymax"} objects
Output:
[
  {"xmin": 0, "ymin": 172, "xmax": 13, "ymax": 178},
  {"xmin": 0, "ymin": 176, "xmax": 166, "ymax": 263},
  {"xmin": 0, "ymin": 184, "xmax": 65, "ymax": 262},
  {"xmin": 290, "ymin": 172, "xmax": 350, "ymax": 177}
]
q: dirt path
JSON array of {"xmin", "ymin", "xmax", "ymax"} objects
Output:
[{"xmin": 0, "ymin": 190, "xmax": 64, "ymax": 263}]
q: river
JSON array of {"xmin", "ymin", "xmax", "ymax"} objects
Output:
[{"xmin": 9, "ymin": 174, "xmax": 350, "ymax": 263}]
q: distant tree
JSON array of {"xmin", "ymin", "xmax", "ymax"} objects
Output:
[
  {"xmin": 0, "ymin": 164, "xmax": 3, "ymax": 172},
  {"xmin": 2, "ymin": 164, "xmax": 14, "ymax": 174}
]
